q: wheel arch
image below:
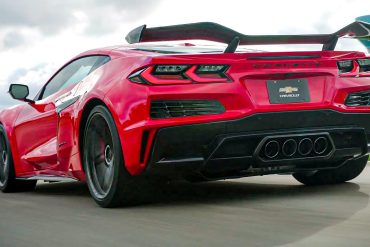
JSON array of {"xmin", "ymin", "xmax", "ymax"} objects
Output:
[{"xmin": 78, "ymin": 98, "xmax": 108, "ymax": 171}]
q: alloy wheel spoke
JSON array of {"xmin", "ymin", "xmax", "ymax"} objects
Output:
[
  {"xmin": 3, "ymin": 161, "xmax": 8, "ymax": 174},
  {"xmin": 96, "ymin": 162, "xmax": 107, "ymax": 187},
  {"xmin": 102, "ymin": 166, "xmax": 113, "ymax": 190},
  {"xmin": 0, "ymin": 169, "xmax": 4, "ymax": 181},
  {"xmin": 0, "ymin": 162, "xmax": 5, "ymax": 183},
  {"xmin": 94, "ymin": 153, "xmax": 104, "ymax": 164}
]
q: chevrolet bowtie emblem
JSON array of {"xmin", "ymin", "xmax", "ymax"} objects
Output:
[{"xmin": 279, "ymin": 86, "xmax": 298, "ymax": 94}]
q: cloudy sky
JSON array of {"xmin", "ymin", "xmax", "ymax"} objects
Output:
[{"xmin": 0, "ymin": 0, "xmax": 369, "ymax": 108}]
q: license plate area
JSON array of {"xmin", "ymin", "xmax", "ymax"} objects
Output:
[{"xmin": 266, "ymin": 79, "xmax": 310, "ymax": 104}]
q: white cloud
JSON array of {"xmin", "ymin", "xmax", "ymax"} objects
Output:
[{"xmin": 0, "ymin": 0, "xmax": 159, "ymax": 35}]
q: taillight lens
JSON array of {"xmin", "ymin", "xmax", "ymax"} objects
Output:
[
  {"xmin": 128, "ymin": 64, "xmax": 230, "ymax": 85},
  {"xmin": 141, "ymin": 66, "xmax": 192, "ymax": 85},
  {"xmin": 154, "ymin": 65, "xmax": 189, "ymax": 74},
  {"xmin": 337, "ymin": 60, "xmax": 354, "ymax": 74},
  {"xmin": 358, "ymin": 59, "xmax": 370, "ymax": 73},
  {"xmin": 337, "ymin": 59, "xmax": 370, "ymax": 77}
]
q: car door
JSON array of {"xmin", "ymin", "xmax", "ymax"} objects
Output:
[{"xmin": 13, "ymin": 55, "xmax": 109, "ymax": 176}]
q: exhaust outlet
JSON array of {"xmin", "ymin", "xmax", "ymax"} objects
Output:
[
  {"xmin": 298, "ymin": 138, "xmax": 313, "ymax": 156},
  {"xmin": 264, "ymin": 140, "xmax": 279, "ymax": 158},
  {"xmin": 314, "ymin": 137, "xmax": 328, "ymax": 154},
  {"xmin": 282, "ymin": 139, "xmax": 297, "ymax": 157}
]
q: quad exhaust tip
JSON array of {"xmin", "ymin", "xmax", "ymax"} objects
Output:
[
  {"xmin": 263, "ymin": 136, "xmax": 330, "ymax": 159},
  {"xmin": 282, "ymin": 139, "xmax": 297, "ymax": 157},
  {"xmin": 314, "ymin": 137, "xmax": 328, "ymax": 154},
  {"xmin": 298, "ymin": 138, "xmax": 313, "ymax": 156},
  {"xmin": 264, "ymin": 140, "xmax": 280, "ymax": 158}
]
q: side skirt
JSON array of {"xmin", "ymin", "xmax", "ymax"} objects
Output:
[{"xmin": 16, "ymin": 176, "xmax": 78, "ymax": 182}]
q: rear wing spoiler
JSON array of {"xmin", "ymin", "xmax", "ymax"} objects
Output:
[
  {"xmin": 125, "ymin": 19, "xmax": 370, "ymax": 53},
  {"xmin": 356, "ymin": 15, "xmax": 370, "ymax": 52}
]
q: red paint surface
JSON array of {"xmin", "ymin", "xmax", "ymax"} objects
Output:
[{"xmin": 0, "ymin": 47, "xmax": 369, "ymax": 180}]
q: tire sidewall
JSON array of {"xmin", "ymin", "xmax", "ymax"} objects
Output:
[
  {"xmin": 0, "ymin": 125, "xmax": 15, "ymax": 191},
  {"xmin": 83, "ymin": 105, "xmax": 127, "ymax": 207}
]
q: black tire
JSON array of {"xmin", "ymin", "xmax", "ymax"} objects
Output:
[
  {"xmin": 0, "ymin": 125, "xmax": 36, "ymax": 192},
  {"xmin": 83, "ymin": 105, "xmax": 142, "ymax": 207},
  {"xmin": 293, "ymin": 155, "xmax": 368, "ymax": 186}
]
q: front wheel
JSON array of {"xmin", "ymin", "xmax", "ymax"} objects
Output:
[
  {"xmin": 293, "ymin": 155, "xmax": 368, "ymax": 186},
  {"xmin": 83, "ymin": 105, "xmax": 141, "ymax": 207}
]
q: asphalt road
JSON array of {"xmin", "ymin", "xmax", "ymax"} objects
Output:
[{"xmin": 1, "ymin": 167, "xmax": 370, "ymax": 247}]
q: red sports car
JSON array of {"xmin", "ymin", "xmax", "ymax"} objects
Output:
[{"xmin": 1, "ymin": 21, "xmax": 370, "ymax": 207}]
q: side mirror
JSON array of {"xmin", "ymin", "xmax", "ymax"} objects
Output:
[{"xmin": 8, "ymin": 84, "xmax": 34, "ymax": 103}]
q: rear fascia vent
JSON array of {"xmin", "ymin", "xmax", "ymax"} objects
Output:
[
  {"xmin": 345, "ymin": 91, "xmax": 370, "ymax": 106},
  {"xmin": 151, "ymin": 100, "xmax": 225, "ymax": 119}
]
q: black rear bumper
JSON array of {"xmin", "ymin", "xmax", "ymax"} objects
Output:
[{"xmin": 146, "ymin": 110, "xmax": 370, "ymax": 179}]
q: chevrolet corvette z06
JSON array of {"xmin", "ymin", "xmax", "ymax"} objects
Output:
[{"xmin": 1, "ymin": 19, "xmax": 370, "ymax": 207}]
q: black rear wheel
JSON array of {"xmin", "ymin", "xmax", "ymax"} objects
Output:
[
  {"xmin": 83, "ymin": 105, "xmax": 141, "ymax": 207},
  {"xmin": 0, "ymin": 125, "xmax": 36, "ymax": 192},
  {"xmin": 293, "ymin": 155, "xmax": 368, "ymax": 186}
]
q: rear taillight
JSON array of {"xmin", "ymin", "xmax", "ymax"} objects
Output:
[
  {"xmin": 128, "ymin": 64, "xmax": 230, "ymax": 85},
  {"xmin": 337, "ymin": 59, "xmax": 370, "ymax": 77},
  {"xmin": 358, "ymin": 59, "xmax": 370, "ymax": 76},
  {"xmin": 141, "ymin": 66, "xmax": 192, "ymax": 85},
  {"xmin": 338, "ymin": 60, "xmax": 355, "ymax": 73}
]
